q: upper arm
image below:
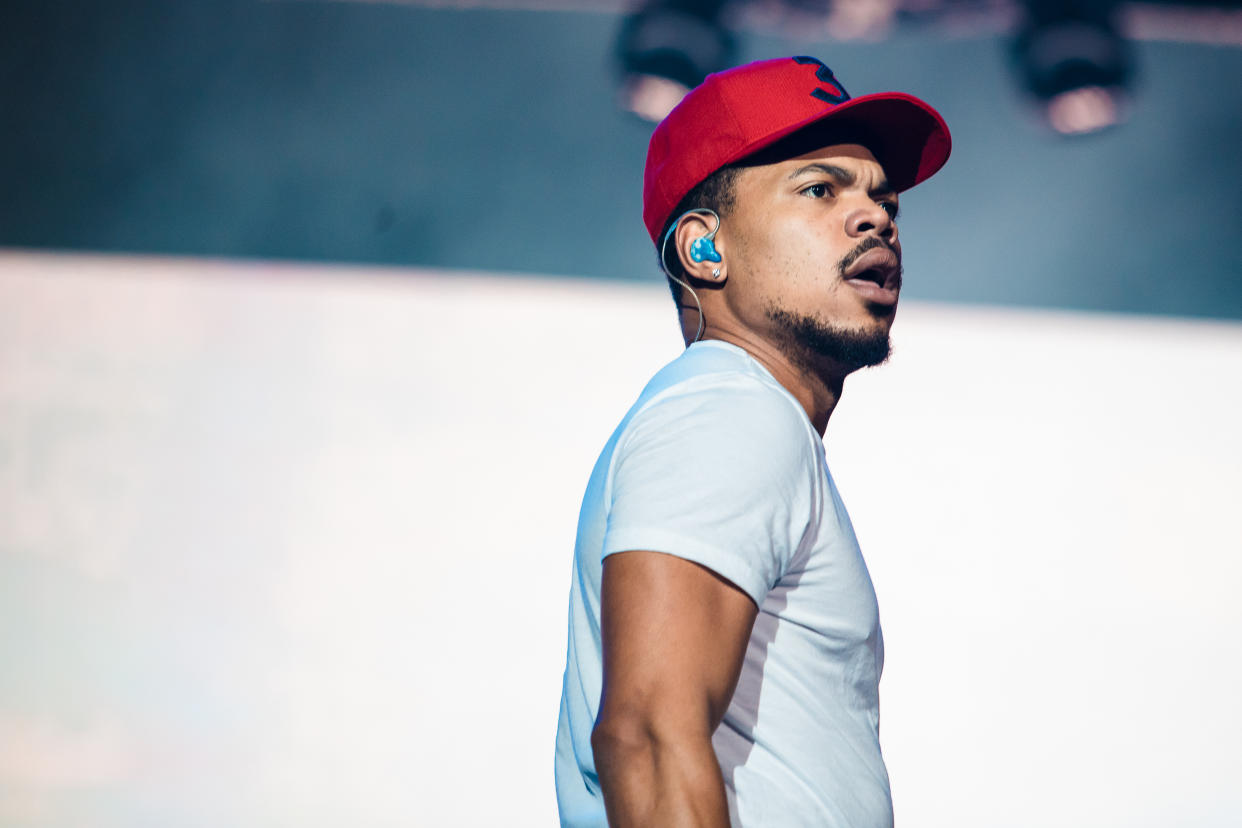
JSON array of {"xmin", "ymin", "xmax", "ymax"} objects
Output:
[
  {"xmin": 596, "ymin": 549, "xmax": 759, "ymax": 741},
  {"xmin": 594, "ymin": 379, "xmax": 812, "ymax": 741}
]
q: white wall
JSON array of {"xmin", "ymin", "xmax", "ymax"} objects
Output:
[{"xmin": 1, "ymin": 250, "xmax": 1238, "ymax": 826}]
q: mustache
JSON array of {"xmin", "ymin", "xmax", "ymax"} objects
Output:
[{"xmin": 837, "ymin": 236, "xmax": 901, "ymax": 277}]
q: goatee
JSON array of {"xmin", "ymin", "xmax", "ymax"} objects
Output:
[{"xmin": 766, "ymin": 307, "xmax": 892, "ymax": 373}]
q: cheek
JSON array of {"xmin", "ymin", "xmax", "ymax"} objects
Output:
[
  {"xmin": 727, "ymin": 214, "xmax": 849, "ymax": 303},
  {"xmin": 761, "ymin": 232, "xmax": 843, "ymax": 295},
  {"xmin": 738, "ymin": 248, "xmax": 846, "ymax": 320}
]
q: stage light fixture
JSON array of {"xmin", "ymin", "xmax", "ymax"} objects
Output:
[
  {"xmin": 617, "ymin": 0, "xmax": 734, "ymax": 122},
  {"xmin": 1012, "ymin": 0, "xmax": 1133, "ymax": 135}
]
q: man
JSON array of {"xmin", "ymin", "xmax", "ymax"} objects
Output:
[{"xmin": 555, "ymin": 56, "xmax": 951, "ymax": 827}]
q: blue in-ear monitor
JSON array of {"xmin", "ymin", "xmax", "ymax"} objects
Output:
[
  {"xmin": 689, "ymin": 236, "xmax": 722, "ymax": 263},
  {"xmin": 661, "ymin": 208, "xmax": 723, "ymax": 271}
]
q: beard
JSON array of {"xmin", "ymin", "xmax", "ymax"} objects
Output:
[
  {"xmin": 766, "ymin": 307, "xmax": 892, "ymax": 373},
  {"xmin": 764, "ymin": 236, "xmax": 899, "ymax": 373}
]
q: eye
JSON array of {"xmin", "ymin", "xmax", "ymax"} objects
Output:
[
  {"xmin": 879, "ymin": 201, "xmax": 900, "ymax": 219},
  {"xmin": 801, "ymin": 183, "xmax": 833, "ymax": 199}
]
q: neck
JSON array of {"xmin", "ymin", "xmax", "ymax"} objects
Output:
[{"xmin": 691, "ymin": 325, "xmax": 847, "ymax": 436}]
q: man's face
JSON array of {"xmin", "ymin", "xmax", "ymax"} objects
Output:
[{"xmin": 721, "ymin": 143, "xmax": 902, "ymax": 371}]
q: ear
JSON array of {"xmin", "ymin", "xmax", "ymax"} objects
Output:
[{"xmin": 673, "ymin": 211, "xmax": 727, "ymax": 285}]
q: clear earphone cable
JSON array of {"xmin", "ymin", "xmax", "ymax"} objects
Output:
[{"xmin": 659, "ymin": 209, "xmax": 720, "ymax": 344}]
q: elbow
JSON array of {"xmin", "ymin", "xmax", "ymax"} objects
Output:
[
  {"xmin": 591, "ymin": 712, "xmax": 653, "ymax": 771},
  {"xmin": 591, "ymin": 708, "xmax": 709, "ymax": 772},
  {"xmin": 591, "ymin": 710, "xmax": 727, "ymax": 823}
]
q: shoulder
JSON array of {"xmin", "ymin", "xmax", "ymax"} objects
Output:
[
  {"xmin": 601, "ymin": 345, "xmax": 823, "ymax": 596},
  {"xmin": 637, "ymin": 341, "xmax": 809, "ymax": 428},
  {"xmin": 647, "ymin": 371, "xmax": 805, "ymax": 436},
  {"xmin": 618, "ymin": 347, "xmax": 817, "ymax": 477}
]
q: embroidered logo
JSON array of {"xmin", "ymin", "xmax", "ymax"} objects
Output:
[{"xmin": 792, "ymin": 56, "xmax": 851, "ymax": 104}]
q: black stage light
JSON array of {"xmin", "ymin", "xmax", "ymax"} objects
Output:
[
  {"xmin": 1013, "ymin": 0, "xmax": 1134, "ymax": 135},
  {"xmin": 617, "ymin": 0, "xmax": 735, "ymax": 122}
]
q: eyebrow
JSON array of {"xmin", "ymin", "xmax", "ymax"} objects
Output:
[{"xmin": 788, "ymin": 163, "xmax": 895, "ymax": 198}]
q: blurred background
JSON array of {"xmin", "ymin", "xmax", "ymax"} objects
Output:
[{"xmin": 2, "ymin": 0, "xmax": 1240, "ymax": 825}]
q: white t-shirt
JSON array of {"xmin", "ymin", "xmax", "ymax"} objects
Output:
[{"xmin": 555, "ymin": 340, "xmax": 891, "ymax": 828}]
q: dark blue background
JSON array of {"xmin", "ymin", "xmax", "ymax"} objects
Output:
[{"xmin": 3, "ymin": 1, "xmax": 1240, "ymax": 318}]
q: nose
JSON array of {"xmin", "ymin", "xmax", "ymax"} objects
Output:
[{"xmin": 845, "ymin": 201, "xmax": 897, "ymax": 245}]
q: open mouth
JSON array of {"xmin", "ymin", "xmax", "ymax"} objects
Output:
[
  {"xmin": 850, "ymin": 266, "xmax": 890, "ymax": 287},
  {"xmin": 843, "ymin": 246, "xmax": 902, "ymax": 305}
]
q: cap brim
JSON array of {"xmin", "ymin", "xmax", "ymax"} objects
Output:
[{"xmin": 721, "ymin": 92, "xmax": 952, "ymax": 193}]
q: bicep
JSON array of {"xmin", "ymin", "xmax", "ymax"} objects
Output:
[{"xmin": 597, "ymin": 549, "xmax": 758, "ymax": 737}]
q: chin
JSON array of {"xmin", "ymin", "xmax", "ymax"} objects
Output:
[
  {"xmin": 767, "ymin": 306, "xmax": 893, "ymax": 372},
  {"xmin": 862, "ymin": 297, "xmax": 898, "ymax": 321}
]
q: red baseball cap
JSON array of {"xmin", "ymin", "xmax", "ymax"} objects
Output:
[{"xmin": 642, "ymin": 56, "xmax": 952, "ymax": 244}]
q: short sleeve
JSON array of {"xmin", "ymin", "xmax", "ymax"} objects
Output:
[{"xmin": 602, "ymin": 375, "xmax": 819, "ymax": 606}]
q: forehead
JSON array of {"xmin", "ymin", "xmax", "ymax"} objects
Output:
[
  {"xmin": 742, "ymin": 142, "xmax": 885, "ymax": 185},
  {"xmin": 750, "ymin": 142, "xmax": 879, "ymax": 180}
]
